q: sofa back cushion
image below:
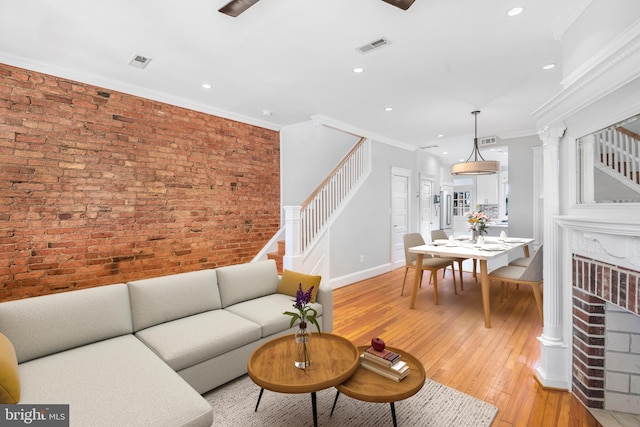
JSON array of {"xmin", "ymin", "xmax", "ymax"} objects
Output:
[
  {"xmin": 0, "ymin": 284, "xmax": 133, "ymax": 364},
  {"xmin": 127, "ymin": 269, "xmax": 221, "ymax": 332},
  {"xmin": 216, "ymin": 260, "xmax": 280, "ymax": 308}
]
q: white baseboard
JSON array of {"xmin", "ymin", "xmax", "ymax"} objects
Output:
[{"xmin": 328, "ymin": 263, "xmax": 393, "ymax": 289}]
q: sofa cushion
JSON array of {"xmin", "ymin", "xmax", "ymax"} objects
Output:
[
  {"xmin": 127, "ymin": 269, "xmax": 222, "ymax": 332},
  {"xmin": 18, "ymin": 335, "xmax": 212, "ymax": 427},
  {"xmin": 216, "ymin": 260, "xmax": 280, "ymax": 308},
  {"xmin": 277, "ymin": 269, "xmax": 322, "ymax": 303},
  {"xmin": 135, "ymin": 310, "xmax": 261, "ymax": 371},
  {"xmin": 0, "ymin": 284, "xmax": 133, "ymax": 363},
  {"xmin": 0, "ymin": 332, "xmax": 20, "ymax": 404},
  {"xmin": 226, "ymin": 293, "xmax": 323, "ymax": 337}
]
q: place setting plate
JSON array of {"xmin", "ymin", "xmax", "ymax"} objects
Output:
[
  {"xmin": 480, "ymin": 244, "xmax": 507, "ymax": 251},
  {"xmin": 432, "ymin": 239, "xmax": 449, "ymax": 246}
]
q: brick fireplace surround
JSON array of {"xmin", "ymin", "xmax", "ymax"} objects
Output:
[{"xmin": 573, "ymin": 254, "xmax": 640, "ymax": 411}]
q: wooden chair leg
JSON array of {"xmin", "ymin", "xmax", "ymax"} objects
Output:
[
  {"xmin": 401, "ymin": 266, "xmax": 409, "ymax": 296},
  {"xmin": 432, "ymin": 270, "xmax": 439, "ymax": 305},
  {"xmin": 451, "ymin": 264, "xmax": 457, "ymax": 295},
  {"xmin": 457, "ymin": 260, "xmax": 464, "ymax": 291},
  {"xmin": 531, "ymin": 282, "xmax": 544, "ymax": 324}
]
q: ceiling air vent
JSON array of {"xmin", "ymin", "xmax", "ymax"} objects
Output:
[
  {"xmin": 128, "ymin": 54, "xmax": 152, "ymax": 69},
  {"xmin": 478, "ymin": 136, "xmax": 500, "ymax": 147},
  {"xmin": 356, "ymin": 37, "xmax": 391, "ymax": 54}
]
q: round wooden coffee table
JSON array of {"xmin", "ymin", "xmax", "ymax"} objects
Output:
[
  {"xmin": 331, "ymin": 345, "xmax": 426, "ymax": 427},
  {"xmin": 247, "ymin": 332, "xmax": 359, "ymax": 427}
]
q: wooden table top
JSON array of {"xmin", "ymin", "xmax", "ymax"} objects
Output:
[
  {"xmin": 247, "ymin": 332, "xmax": 360, "ymax": 394},
  {"xmin": 336, "ymin": 346, "xmax": 426, "ymax": 403}
]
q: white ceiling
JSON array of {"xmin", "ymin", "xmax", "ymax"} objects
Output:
[{"xmin": 0, "ymin": 0, "xmax": 569, "ymax": 166}]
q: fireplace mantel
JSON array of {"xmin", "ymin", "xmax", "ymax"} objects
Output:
[
  {"xmin": 557, "ymin": 216, "xmax": 640, "ymax": 271},
  {"xmin": 556, "ymin": 216, "xmax": 640, "ymax": 237}
]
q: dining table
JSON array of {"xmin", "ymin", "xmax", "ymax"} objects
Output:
[{"xmin": 408, "ymin": 236, "xmax": 534, "ymax": 328}]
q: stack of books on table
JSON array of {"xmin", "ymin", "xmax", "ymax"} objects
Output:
[{"xmin": 359, "ymin": 346, "xmax": 410, "ymax": 382}]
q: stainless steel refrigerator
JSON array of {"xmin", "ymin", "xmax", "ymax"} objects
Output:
[{"xmin": 439, "ymin": 190, "xmax": 453, "ymax": 232}]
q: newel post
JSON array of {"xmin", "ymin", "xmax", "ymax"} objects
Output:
[{"xmin": 283, "ymin": 206, "xmax": 303, "ymax": 271}]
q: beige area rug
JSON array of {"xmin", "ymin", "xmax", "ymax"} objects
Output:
[{"xmin": 204, "ymin": 374, "xmax": 498, "ymax": 426}]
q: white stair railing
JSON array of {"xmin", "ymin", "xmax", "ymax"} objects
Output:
[
  {"xmin": 300, "ymin": 137, "xmax": 370, "ymax": 253},
  {"xmin": 596, "ymin": 128, "xmax": 640, "ymax": 185}
]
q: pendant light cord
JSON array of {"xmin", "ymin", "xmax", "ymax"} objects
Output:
[{"xmin": 464, "ymin": 110, "xmax": 487, "ymax": 162}]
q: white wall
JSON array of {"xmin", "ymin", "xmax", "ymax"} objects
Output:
[
  {"xmin": 329, "ymin": 141, "xmax": 417, "ymax": 279},
  {"xmin": 280, "ymin": 121, "xmax": 358, "ymax": 206},
  {"xmin": 507, "ymin": 135, "xmax": 541, "ymax": 239},
  {"xmin": 562, "ymin": 0, "xmax": 640, "ymax": 79},
  {"xmin": 280, "ymin": 121, "xmax": 449, "ymax": 286}
]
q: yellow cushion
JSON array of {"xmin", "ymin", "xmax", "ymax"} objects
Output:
[
  {"xmin": 277, "ymin": 270, "xmax": 321, "ymax": 303},
  {"xmin": 0, "ymin": 332, "xmax": 20, "ymax": 404}
]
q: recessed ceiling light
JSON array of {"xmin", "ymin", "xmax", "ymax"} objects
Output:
[
  {"xmin": 542, "ymin": 63, "xmax": 556, "ymax": 70},
  {"xmin": 384, "ymin": 107, "xmax": 393, "ymax": 111},
  {"xmin": 442, "ymin": 151, "xmax": 448, "ymax": 155},
  {"xmin": 506, "ymin": 7, "xmax": 524, "ymax": 17},
  {"xmin": 262, "ymin": 110, "xmax": 272, "ymax": 116},
  {"xmin": 202, "ymin": 83, "xmax": 212, "ymax": 89},
  {"xmin": 353, "ymin": 67, "xmax": 364, "ymax": 73},
  {"xmin": 437, "ymin": 134, "xmax": 444, "ymax": 138}
]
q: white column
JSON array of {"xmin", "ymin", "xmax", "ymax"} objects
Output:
[
  {"xmin": 535, "ymin": 125, "xmax": 572, "ymax": 390},
  {"xmin": 579, "ymin": 135, "xmax": 596, "ymax": 204},
  {"xmin": 283, "ymin": 206, "xmax": 303, "ymax": 271}
]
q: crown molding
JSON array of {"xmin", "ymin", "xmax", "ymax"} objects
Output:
[
  {"xmin": 0, "ymin": 53, "xmax": 281, "ymax": 132},
  {"xmin": 532, "ymin": 19, "xmax": 640, "ymax": 129},
  {"xmin": 309, "ymin": 114, "xmax": 416, "ymax": 152}
]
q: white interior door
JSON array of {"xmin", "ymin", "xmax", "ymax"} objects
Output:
[
  {"xmin": 391, "ymin": 168, "xmax": 411, "ymax": 268},
  {"xmin": 420, "ymin": 177, "xmax": 433, "ymax": 241}
]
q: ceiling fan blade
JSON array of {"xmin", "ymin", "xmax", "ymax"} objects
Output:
[
  {"xmin": 218, "ymin": 0, "xmax": 260, "ymax": 17},
  {"xmin": 382, "ymin": 0, "xmax": 416, "ymax": 10}
]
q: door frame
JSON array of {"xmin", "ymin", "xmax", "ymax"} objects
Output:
[
  {"xmin": 419, "ymin": 174, "xmax": 435, "ymax": 242},
  {"xmin": 391, "ymin": 167, "xmax": 413, "ymax": 270}
]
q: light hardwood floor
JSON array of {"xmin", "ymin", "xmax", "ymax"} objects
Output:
[{"xmin": 331, "ymin": 267, "xmax": 601, "ymax": 427}]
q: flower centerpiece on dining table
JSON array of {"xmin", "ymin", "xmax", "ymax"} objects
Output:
[
  {"xmin": 467, "ymin": 210, "xmax": 490, "ymax": 241},
  {"xmin": 283, "ymin": 284, "xmax": 321, "ymax": 369}
]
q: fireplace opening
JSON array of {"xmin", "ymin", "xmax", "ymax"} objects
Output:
[{"xmin": 573, "ymin": 254, "xmax": 640, "ymax": 423}]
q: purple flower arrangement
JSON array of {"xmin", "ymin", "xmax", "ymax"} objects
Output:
[{"xmin": 283, "ymin": 284, "xmax": 321, "ymax": 334}]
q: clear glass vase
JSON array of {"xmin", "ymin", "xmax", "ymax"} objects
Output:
[
  {"xmin": 471, "ymin": 229, "xmax": 479, "ymax": 243},
  {"xmin": 294, "ymin": 322, "xmax": 312, "ymax": 369}
]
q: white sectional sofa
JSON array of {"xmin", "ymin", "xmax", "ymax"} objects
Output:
[{"xmin": 0, "ymin": 260, "xmax": 332, "ymax": 426}]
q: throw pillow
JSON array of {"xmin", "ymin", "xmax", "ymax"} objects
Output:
[
  {"xmin": 277, "ymin": 270, "xmax": 321, "ymax": 303},
  {"xmin": 0, "ymin": 332, "xmax": 20, "ymax": 404}
]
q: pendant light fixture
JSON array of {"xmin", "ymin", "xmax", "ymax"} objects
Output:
[{"xmin": 451, "ymin": 110, "xmax": 500, "ymax": 175}]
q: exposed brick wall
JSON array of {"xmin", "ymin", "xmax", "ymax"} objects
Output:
[{"xmin": 0, "ymin": 63, "xmax": 280, "ymax": 301}]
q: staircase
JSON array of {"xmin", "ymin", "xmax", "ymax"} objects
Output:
[
  {"xmin": 267, "ymin": 240, "xmax": 285, "ymax": 274},
  {"xmin": 281, "ymin": 136, "xmax": 371, "ymax": 274},
  {"xmin": 255, "ymin": 136, "xmax": 371, "ymax": 276},
  {"xmin": 593, "ymin": 126, "xmax": 640, "ymax": 199}
]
